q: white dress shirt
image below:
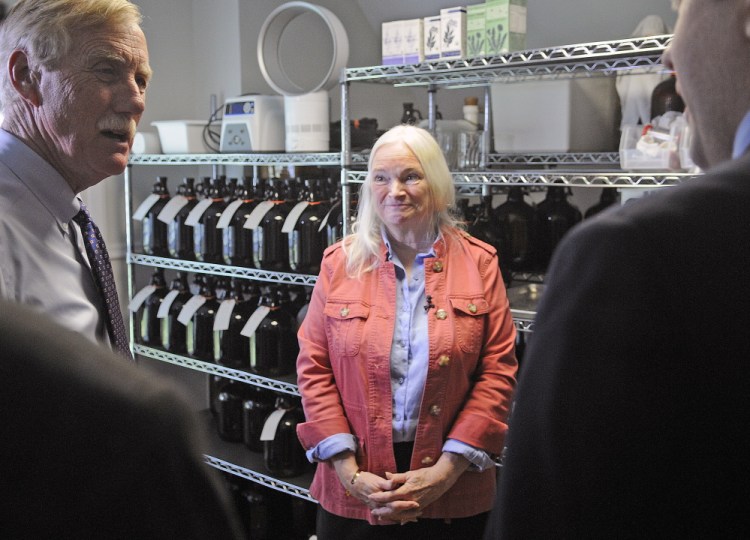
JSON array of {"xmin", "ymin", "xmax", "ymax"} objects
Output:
[{"xmin": 0, "ymin": 129, "xmax": 108, "ymax": 346}]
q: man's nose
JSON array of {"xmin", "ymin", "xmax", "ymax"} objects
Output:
[{"xmin": 116, "ymin": 77, "xmax": 146, "ymax": 116}]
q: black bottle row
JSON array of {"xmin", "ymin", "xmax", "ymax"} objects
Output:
[
  {"xmin": 210, "ymin": 379, "xmax": 310, "ymax": 480},
  {"xmin": 222, "ymin": 475, "xmax": 316, "ymax": 540},
  {"xmin": 135, "ymin": 175, "xmax": 358, "ymax": 275},
  {"xmin": 130, "ymin": 270, "xmax": 311, "ymax": 478},
  {"xmin": 462, "ymin": 186, "xmax": 618, "ymax": 284},
  {"xmin": 135, "ymin": 177, "xmax": 616, "ymax": 287},
  {"xmin": 131, "ymin": 269, "xmax": 309, "ymax": 378}
]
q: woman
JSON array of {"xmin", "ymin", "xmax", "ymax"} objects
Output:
[{"xmin": 296, "ymin": 125, "xmax": 517, "ymax": 539}]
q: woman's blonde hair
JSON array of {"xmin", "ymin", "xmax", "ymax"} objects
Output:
[
  {"xmin": 343, "ymin": 124, "xmax": 461, "ymax": 278},
  {"xmin": 0, "ymin": 0, "xmax": 143, "ymax": 108}
]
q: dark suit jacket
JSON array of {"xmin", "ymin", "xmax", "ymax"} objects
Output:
[
  {"xmin": 0, "ymin": 300, "xmax": 244, "ymax": 539},
  {"xmin": 489, "ymin": 153, "xmax": 750, "ymax": 538}
]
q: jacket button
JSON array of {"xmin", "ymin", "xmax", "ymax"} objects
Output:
[
  {"xmin": 468, "ymin": 303, "xmax": 477, "ymax": 313},
  {"xmin": 438, "ymin": 355, "xmax": 450, "ymax": 367},
  {"xmin": 432, "ymin": 261, "xmax": 444, "ymax": 272},
  {"xmin": 340, "ymin": 307, "xmax": 349, "ymax": 317},
  {"xmin": 421, "ymin": 456, "xmax": 434, "ymax": 465},
  {"xmin": 429, "ymin": 404, "xmax": 441, "ymax": 416},
  {"xmin": 435, "ymin": 309, "xmax": 447, "ymax": 320}
]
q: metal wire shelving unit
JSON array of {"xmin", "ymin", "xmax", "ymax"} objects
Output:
[
  {"xmin": 343, "ymin": 34, "xmax": 673, "ymax": 86},
  {"xmin": 125, "ymin": 32, "xmax": 685, "ymax": 501}
]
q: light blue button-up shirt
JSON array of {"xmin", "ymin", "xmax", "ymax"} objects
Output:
[
  {"xmin": 0, "ymin": 129, "xmax": 108, "ymax": 346},
  {"xmin": 306, "ymin": 230, "xmax": 494, "ymax": 471},
  {"xmin": 732, "ymin": 110, "xmax": 750, "ymax": 159},
  {"xmin": 386, "ymin": 232, "xmax": 432, "ymax": 443}
]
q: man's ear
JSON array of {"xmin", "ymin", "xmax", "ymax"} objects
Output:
[
  {"xmin": 8, "ymin": 50, "xmax": 41, "ymax": 107},
  {"xmin": 743, "ymin": 0, "xmax": 750, "ymax": 40}
]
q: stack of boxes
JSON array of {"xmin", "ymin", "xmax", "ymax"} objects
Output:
[{"xmin": 382, "ymin": 0, "xmax": 527, "ymax": 65}]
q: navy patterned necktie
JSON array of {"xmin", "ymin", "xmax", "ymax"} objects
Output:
[{"xmin": 73, "ymin": 202, "xmax": 133, "ymax": 361}]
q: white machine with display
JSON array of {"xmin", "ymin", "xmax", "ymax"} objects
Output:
[{"xmin": 219, "ymin": 95, "xmax": 285, "ymax": 152}]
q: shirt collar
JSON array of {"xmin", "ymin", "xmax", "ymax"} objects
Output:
[
  {"xmin": 0, "ymin": 128, "xmax": 79, "ymax": 226},
  {"xmin": 732, "ymin": 110, "xmax": 750, "ymax": 160},
  {"xmin": 380, "ymin": 225, "xmax": 441, "ymax": 264}
]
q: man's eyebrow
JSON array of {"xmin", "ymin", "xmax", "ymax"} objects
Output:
[{"xmin": 86, "ymin": 49, "xmax": 153, "ymax": 81}]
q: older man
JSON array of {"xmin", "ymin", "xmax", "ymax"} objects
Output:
[
  {"xmin": 490, "ymin": 1, "xmax": 750, "ymax": 538},
  {"xmin": 0, "ymin": 0, "xmax": 152, "ymax": 357}
]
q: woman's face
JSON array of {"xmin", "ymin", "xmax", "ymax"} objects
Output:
[{"xmin": 370, "ymin": 141, "xmax": 432, "ymax": 235}]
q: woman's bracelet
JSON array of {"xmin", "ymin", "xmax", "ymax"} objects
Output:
[
  {"xmin": 345, "ymin": 469, "xmax": 362, "ymax": 496},
  {"xmin": 350, "ymin": 469, "xmax": 362, "ymax": 485}
]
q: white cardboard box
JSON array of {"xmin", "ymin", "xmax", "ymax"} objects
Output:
[
  {"xmin": 402, "ymin": 18, "xmax": 424, "ymax": 64},
  {"xmin": 491, "ymin": 77, "xmax": 620, "ymax": 152},
  {"xmin": 381, "ymin": 20, "xmax": 403, "ymax": 65},
  {"xmin": 440, "ymin": 6, "xmax": 467, "ymax": 59},
  {"xmin": 423, "ymin": 15, "xmax": 441, "ymax": 61}
]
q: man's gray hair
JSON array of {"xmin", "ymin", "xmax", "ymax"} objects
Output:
[{"xmin": 0, "ymin": 0, "xmax": 143, "ymax": 108}]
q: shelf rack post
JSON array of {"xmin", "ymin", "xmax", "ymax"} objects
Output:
[
  {"xmin": 427, "ymin": 84, "xmax": 438, "ymax": 133},
  {"xmin": 340, "ymin": 72, "xmax": 352, "ymax": 236},
  {"xmin": 123, "ymin": 165, "xmax": 136, "ymax": 353}
]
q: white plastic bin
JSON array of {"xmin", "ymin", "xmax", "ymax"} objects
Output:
[{"xmin": 151, "ymin": 121, "xmax": 208, "ymax": 154}]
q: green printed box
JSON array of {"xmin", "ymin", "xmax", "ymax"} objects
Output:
[
  {"xmin": 467, "ymin": 4, "xmax": 486, "ymax": 58},
  {"xmin": 485, "ymin": 0, "xmax": 527, "ymax": 55}
]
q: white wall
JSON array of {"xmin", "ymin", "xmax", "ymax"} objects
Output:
[
  {"xmin": 116, "ymin": 0, "xmax": 677, "ymax": 395},
  {"xmin": 354, "ymin": 0, "xmax": 676, "ymax": 49},
  {"xmin": 131, "ymin": 0, "xmax": 677, "ymax": 133}
]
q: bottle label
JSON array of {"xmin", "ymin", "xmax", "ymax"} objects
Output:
[
  {"xmin": 259, "ymin": 408, "xmax": 287, "ymax": 441},
  {"xmin": 213, "ymin": 299, "xmax": 237, "ymax": 331},
  {"xmin": 132, "ymin": 193, "xmax": 162, "ymax": 221},
  {"xmin": 157, "ymin": 289, "xmax": 181, "ymax": 319},
  {"xmin": 193, "ymin": 224, "xmax": 204, "ymax": 260},
  {"xmin": 177, "ymin": 295, "xmax": 207, "ymax": 326},
  {"xmin": 289, "ymin": 231, "xmax": 299, "ymax": 270},
  {"xmin": 167, "ymin": 222, "xmax": 179, "ymax": 255},
  {"xmin": 281, "ymin": 201, "xmax": 310, "ymax": 233},
  {"xmin": 128, "ymin": 284, "xmax": 157, "ymax": 312},
  {"xmin": 216, "ymin": 199, "xmax": 244, "ymax": 229},
  {"xmin": 223, "ymin": 227, "xmax": 234, "ymax": 261},
  {"xmin": 184, "ymin": 198, "xmax": 214, "ymax": 227},
  {"xmin": 240, "ymin": 305, "xmax": 271, "ymax": 338},
  {"xmin": 253, "ymin": 227, "xmax": 264, "ymax": 267},
  {"xmin": 142, "ymin": 218, "xmax": 153, "ymax": 252},
  {"xmin": 318, "ymin": 201, "xmax": 341, "ymax": 232},
  {"xmin": 243, "ymin": 200, "xmax": 275, "ymax": 230},
  {"xmin": 157, "ymin": 195, "xmax": 189, "ymax": 224}
]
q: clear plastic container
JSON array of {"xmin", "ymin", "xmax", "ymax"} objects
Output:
[{"xmin": 619, "ymin": 119, "xmax": 687, "ymax": 171}]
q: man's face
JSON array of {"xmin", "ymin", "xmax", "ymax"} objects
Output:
[
  {"xmin": 35, "ymin": 22, "xmax": 151, "ymax": 191},
  {"xmin": 662, "ymin": 0, "xmax": 749, "ymax": 168}
]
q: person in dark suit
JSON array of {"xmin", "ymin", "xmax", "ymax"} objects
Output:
[
  {"xmin": 0, "ymin": 299, "xmax": 244, "ymax": 539},
  {"xmin": 488, "ymin": 1, "xmax": 750, "ymax": 538}
]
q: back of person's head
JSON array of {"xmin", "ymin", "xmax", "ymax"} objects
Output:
[
  {"xmin": 345, "ymin": 124, "xmax": 459, "ymax": 276},
  {"xmin": 0, "ymin": 0, "xmax": 143, "ymax": 109}
]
